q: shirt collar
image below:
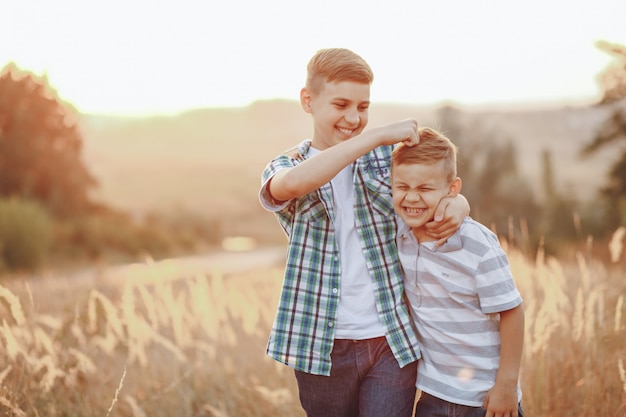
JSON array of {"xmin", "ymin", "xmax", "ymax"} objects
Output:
[
  {"xmin": 396, "ymin": 216, "xmax": 462, "ymax": 253},
  {"xmin": 299, "ymin": 140, "xmax": 312, "ymax": 158}
]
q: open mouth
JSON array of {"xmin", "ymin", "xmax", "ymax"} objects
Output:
[
  {"xmin": 403, "ymin": 207, "xmax": 426, "ymax": 216},
  {"xmin": 336, "ymin": 126, "xmax": 356, "ymax": 137}
]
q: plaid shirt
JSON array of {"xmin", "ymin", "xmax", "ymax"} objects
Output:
[{"xmin": 259, "ymin": 139, "xmax": 420, "ymax": 376}]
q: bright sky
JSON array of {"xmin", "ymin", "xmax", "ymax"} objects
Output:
[{"xmin": 3, "ymin": 0, "xmax": 626, "ymax": 116}]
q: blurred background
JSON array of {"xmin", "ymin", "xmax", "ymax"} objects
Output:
[
  {"xmin": 1, "ymin": 2, "xmax": 626, "ymax": 416},
  {"xmin": 1, "ymin": 0, "xmax": 625, "ymax": 270}
]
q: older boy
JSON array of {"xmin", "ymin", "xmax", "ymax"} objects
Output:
[
  {"xmin": 392, "ymin": 127, "xmax": 525, "ymax": 417},
  {"xmin": 259, "ymin": 48, "xmax": 469, "ymax": 417}
]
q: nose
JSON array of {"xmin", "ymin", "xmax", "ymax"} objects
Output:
[
  {"xmin": 344, "ymin": 109, "xmax": 360, "ymax": 125},
  {"xmin": 405, "ymin": 191, "xmax": 421, "ymax": 202}
]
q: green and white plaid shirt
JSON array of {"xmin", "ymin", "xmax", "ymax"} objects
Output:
[{"xmin": 259, "ymin": 139, "xmax": 420, "ymax": 376}]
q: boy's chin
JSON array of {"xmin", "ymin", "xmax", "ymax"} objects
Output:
[{"xmin": 401, "ymin": 217, "xmax": 429, "ymax": 229}]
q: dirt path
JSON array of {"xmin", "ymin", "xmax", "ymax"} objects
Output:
[
  {"xmin": 96, "ymin": 245, "xmax": 287, "ymax": 284},
  {"xmin": 2, "ymin": 246, "xmax": 287, "ymax": 314}
]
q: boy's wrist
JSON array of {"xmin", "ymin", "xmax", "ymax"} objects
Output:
[
  {"xmin": 494, "ymin": 373, "xmax": 518, "ymax": 387},
  {"xmin": 358, "ymin": 128, "xmax": 384, "ymax": 150}
]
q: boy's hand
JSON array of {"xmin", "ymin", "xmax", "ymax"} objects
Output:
[
  {"xmin": 483, "ymin": 382, "xmax": 519, "ymax": 417},
  {"xmin": 425, "ymin": 194, "xmax": 469, "ymax": 246},
  {"xmin": 367, "ymin": 119, "xmax": 419, "ymax": 147}
]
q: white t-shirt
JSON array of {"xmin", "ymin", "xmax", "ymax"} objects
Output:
[{"xmin": 310, "ymin": 147, "xmax": 385, "ymax": 339}]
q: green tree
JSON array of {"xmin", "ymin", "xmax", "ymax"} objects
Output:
[
  {"xmin": 539, "ymin": 149, "xmax": 580, "ymax": 241},
  {"xmin": 0, "ymin": 198, "xmax": 52, "ymax": 271},
  {"xmin": 581, "ymin": 41, "xmax": 626, "ymax": 228},
  {"xmin": 475, "ymin": 139, "xmax": 519, "ymax": 209},
  {"xmin": 471, "ymin": 139, "xmax": 539, "ymax": 244},
  {"xmin": 0, "ymin": 63, "xmax": 97, "ymax": 217}
]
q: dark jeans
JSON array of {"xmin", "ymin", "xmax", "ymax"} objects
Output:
[
  {"xmin": 415, "ymin": 391, "xmax": 524, "ymax": 417},
  {"xmin": 294, "ymin": 336, "xmax": 418, "ymax": 417}
]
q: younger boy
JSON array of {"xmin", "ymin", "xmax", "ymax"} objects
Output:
[
  {"xmin": 391, "ymin": 127, "xmax": 525, "ymax": 417},
  {"xmin": 259, "ymin": 49, "xmax": 470, "ymax": 417}
]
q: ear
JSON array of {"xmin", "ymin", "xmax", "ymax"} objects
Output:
[
  {"xmin": 300, "ymin": 87, "xmax": 312, "ymax": 113},
  {"xmin": 449, "ymin": 177, "xmax": 462, "ymax": 196}
]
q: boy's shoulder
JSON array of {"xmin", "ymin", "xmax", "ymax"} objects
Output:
[
  {"xmin": 459, "ymin": 217, "xmax": 502, "ymax": 247},
  {"xmin": 264, "ymin": 140, "xmax": 311, "ymax": 171},
  {"xmin": 281, "ymin": 145, "xmax": 305, "ymax": 161},
  {"xmin": 431, "ymin": 218, "xmax": 507, "ymax": 260},
  {"xmin": 276, "ymin": 140, "xmax": 311, "ymax": 162}
]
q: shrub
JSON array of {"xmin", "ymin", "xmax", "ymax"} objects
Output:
[
  {"xmin": 0, "ymin": 198, "xmax": 52, "ymax": 271},
  {"xmin": 52, "ymin": 212, "xmax": 176, "ymax": 263}
]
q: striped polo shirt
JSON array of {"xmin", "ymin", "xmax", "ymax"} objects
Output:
[
  {"xmin": 397, "ymin": 217, "xmax": 523, "ymax": 407},
  {"xmin": 259, "ymin": 139, "xmax": 420, "ymax": 376}
]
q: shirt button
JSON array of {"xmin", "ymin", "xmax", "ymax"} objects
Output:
[
  {"xmin": 332, "ymin": 288, "xmax": 338, "ymax": 294},
  {"xmin": 328, "ymin": 322, "xmax": 334, "ymax": 328},
  {"xmin": 334, "ymin": 256, "xmax": 339, "ymax": 262}
]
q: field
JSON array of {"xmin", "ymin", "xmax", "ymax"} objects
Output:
[
  {"xmin": 1, "ymin": 99, "xmax": 625, "ymax": 415},
  {"xmin": 1, "ymin": 231, "xmax": 625, "ymax": 416}
]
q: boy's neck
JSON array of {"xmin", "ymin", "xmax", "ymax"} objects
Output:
[{"xmin": 412, "ymin": 227, "xmax": 437, "ymax": 243}]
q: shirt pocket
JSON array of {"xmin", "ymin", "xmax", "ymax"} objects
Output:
[{"xmin": 364, "ymin": 177, "xmax": 394, "ymax": 217}]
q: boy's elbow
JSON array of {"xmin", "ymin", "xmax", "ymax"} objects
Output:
[
  {"xmin": 268, "ymin": 173, "xmax": 301, "ymax": 202},
  {"xmin": 280, "ymin": 177, "xmax": 303, "ymax": 200}
]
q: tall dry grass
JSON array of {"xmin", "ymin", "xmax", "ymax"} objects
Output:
[
  {"xmin": 0, "ymin": 230, "xmax": 625, "ymax": 416},
  {"xmin": 0, "ymin": 263, "xmax": 300, "ymax": 417}
]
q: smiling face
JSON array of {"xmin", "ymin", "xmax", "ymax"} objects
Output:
[
  {"xmin": 392, "ymin": 160, "xmax": 461, "ymax": 242},
  {"xmin": 301, "ymin": 80, "xmax": 370, "ymax": 150}
]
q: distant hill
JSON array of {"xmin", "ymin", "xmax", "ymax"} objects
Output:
[{"xmin": 78, "ymin": 99, "xmax": 624, "ymax": 241}]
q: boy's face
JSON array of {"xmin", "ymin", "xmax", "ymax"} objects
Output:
[
  {"xmin": 301, "ymin": 80, "xmax": 370, "ymax": 150},
  {"xmin": 391, "ymin": 160, "xmax": 461, "ymax": 240}
]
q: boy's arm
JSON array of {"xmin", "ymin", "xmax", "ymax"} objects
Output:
[
  {"xmin": 483, "ymin": 304, "xmax": 525, "ymax": 417},
  {"xmin": 268, "ymin": 119, "xmax": 419, "ymax": 202},
  {"xmin": 425, "ymin": 194, "xmax": 470, "ymax": 246}
]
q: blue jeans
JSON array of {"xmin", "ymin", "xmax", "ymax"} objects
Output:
[
  {"xmin": 415, "ymin": 391, "xmax": 524, "ymax": 417},
  {"xmin": 294, "ymin": 337, "xmax": 418, "ymax": 417}
]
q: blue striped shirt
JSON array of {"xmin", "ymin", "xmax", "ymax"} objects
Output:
[
  {"xmin": 397, "ymin": 217, "xmax": 523, "ymax": 406},
  {"xmin": 259, "ymin": 139, "xmax": 420, "ymax": 376}
]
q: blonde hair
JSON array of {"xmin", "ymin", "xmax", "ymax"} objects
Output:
[
  {"xmin": 391, "ymin": 127, "xmax": 458, "ymax": 182},
  {"xmin": 305, "ymin": 48, "xmax": 374, "ymax": 94}
]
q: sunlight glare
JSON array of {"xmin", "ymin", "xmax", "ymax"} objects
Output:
[{"xmin": 3, "ymin": 0, "xmax": 626, "ymax": 115}]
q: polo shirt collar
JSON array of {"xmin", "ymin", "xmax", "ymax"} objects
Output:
[{"xmin": 397, "ymin": 217, "xmax": 462, "ymax": 253}]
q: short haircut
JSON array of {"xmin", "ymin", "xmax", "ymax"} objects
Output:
[
  {"xmin": 391, "ymin": 127, "xmax": 458, "ymax": 182},
  {"xmin": 305, "ymin": 48, "xmax": 374, "ymax": 94}
]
